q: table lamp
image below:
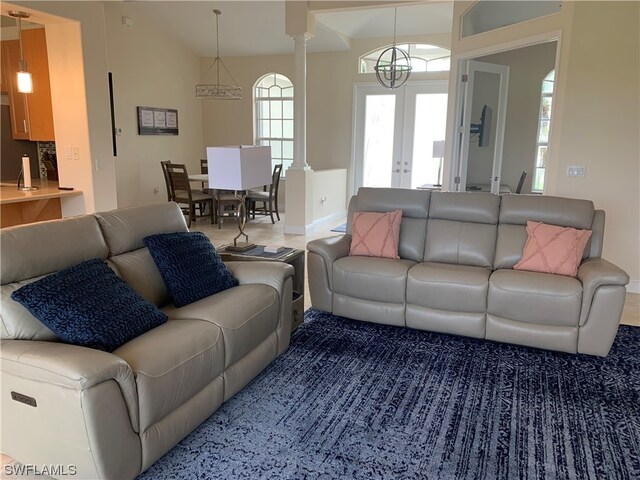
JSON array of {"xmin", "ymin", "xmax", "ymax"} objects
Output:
[
  {"xmin": 432, "ymin": 140, "xmax": 445, "ymax": 187},
  {"xmin": 206, "ymin": 145, "xmax": 272, "ymax": 251}
]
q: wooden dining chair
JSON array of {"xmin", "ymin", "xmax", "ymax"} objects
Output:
[
  {"xmin": 515, "ymin": 170, "xmax": 528, "ymax": 194},
  {"xmin": 165, "ymin": 162, "xmax": 215, "ymax": 228},
  {"xmin": 246, "ymin": 164, "xmax": 283, "ymax": 224},
  {"xmin": 160, "ymin": 160, "xmax": 173, "ymax": 202}
]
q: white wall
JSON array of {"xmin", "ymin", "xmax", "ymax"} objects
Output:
[
  {"xmin": 103, "ymin": 3, "xmax": 204, "ymax": 207},
  {"xmin": 312, "ymin": 168, "xmax": 347, "ymax": 222}
]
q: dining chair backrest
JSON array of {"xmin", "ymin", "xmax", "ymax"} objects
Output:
[
  {"xmin": 160, "ymin": 160, "xmax": 173, "ymax": 201},
  {"xmin": 200, "ymin": 159, "xmax": 208, "ymax": 175},
  {"xmin": 515, "ymin": 170, "xmax": 527, "ymax": 194},
  {"xmin": 269, "ymin": 164, "xmax": 283, "ymax": 196},
  {"xmin": 166, "ymin": 163, "xmax": 193, "ymax": 201}
]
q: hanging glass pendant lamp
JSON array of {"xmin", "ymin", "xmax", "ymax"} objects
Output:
[
  {"xmin": 9, "ymin": 11, "xmax": 33, "ymax": 94},
  {"xmin": 374, "ymin": 8, "xmax": 412, "ymax": 89},
  {"xmin": 196, "ymin": 9, "xmax": 242, "ymax": 100}
]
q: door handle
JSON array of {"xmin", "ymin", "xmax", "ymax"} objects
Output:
[
  {"xmin": 403, "ymin": 169, "xmax": 411, "ymax": 173},
  {"xmin": 392, "ymin": 169, "xmax": 400, "ymax": 173}
]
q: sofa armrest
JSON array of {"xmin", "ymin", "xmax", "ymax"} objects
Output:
[
  {"xmin": 578, "ymin": 258, "xmax": 629, "ymax": 325},
  {"xmin": 1, "ymin": 339, "xmax": 139, "ymax": 430},
  {"xmin": 225, "ymin": 261, "xmax": 294, "ymax": 354},
  {"xmin": 307, "ymin": 234, "xmax": 351, "ymax": 268},
  {"xmin": 225, "ymin": 261, "xmax": 294, "ymax": 295}
]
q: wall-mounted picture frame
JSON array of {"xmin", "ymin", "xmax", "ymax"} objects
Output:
[{"xmin": 137, "ymin": 106, "xmax": 179, "ymax": 135}]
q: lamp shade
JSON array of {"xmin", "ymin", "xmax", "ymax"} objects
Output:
[
  {"xmin": 432, "ymin": 140, "xmax": 445, "ymax": 158},
  {"xmin": 17, "ymin": 70, "xmax": 33, "ymax": 93},
  {"xmin": 206, "ymin": 146, "xmax": 272, "ymax": 191}
]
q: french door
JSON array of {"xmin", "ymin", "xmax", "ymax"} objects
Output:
[{"xmin": 352, "ymin": 81, "xmax": 448, "ymax": 192}]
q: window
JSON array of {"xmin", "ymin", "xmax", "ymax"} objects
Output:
[
  {"xmin": 533, "ymin": 70, "xmax": 554, "ymax": 193},
  {"xmin": 359, "ymin": 44, "xmax": 450, "ymax": 74},
  {"xmin": 254, "ymin": 73, "xmax": 294, "ymax": 176}
]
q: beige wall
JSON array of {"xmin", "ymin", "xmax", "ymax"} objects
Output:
[
  {"xmin": 103, "ymin": 3, "xmax": 204, "ymax": 207},
  {"xmin": 549, "ymin": 1, "xmax": 639, "ymax": 285},
  {"xmin": 449, "ymin": 1, "xmax": 640, "ymax": 286},
  {"xmin": 202, "ymin": 34, "xmax": 451, "ymax": 175},
  {"xmin": 480, "ymin": 41, "xmax": 557, "ymax": 193}
]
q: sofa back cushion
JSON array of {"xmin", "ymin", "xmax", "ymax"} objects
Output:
[
  {"xmin": 347, "ymin": 188, "xmax": 430, "ymax": 262},
  {"xmin": 95, "ymin": 202, "xmax": 188, "ymax": 307},
  {"xmin": 1, "ymin": 215, "xmax": 110, "ymax": 340},
  {"xmin": 424, "ymin": 192, "xmax": 500, "ymax": 268},
  {"xmin": 494, "ymin": 194, "xmax": 595, "ymax": 269}
]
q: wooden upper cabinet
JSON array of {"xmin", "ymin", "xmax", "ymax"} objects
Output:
[{"xmin": 1, "ymin": 28, "xmax": 55, "ymax": 141}]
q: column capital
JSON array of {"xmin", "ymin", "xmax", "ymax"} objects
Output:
[{"xmin": 289, "ymin": 32, "xmax": 314, "ymax": 43}]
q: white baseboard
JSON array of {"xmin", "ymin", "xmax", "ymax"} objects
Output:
[
  {"xmin": 310, "ymin": 210, "xmax": 347, "ymax": 230},
  {"xmin": 283, "ymin": 210, "xmax": 347, "ymax": 235},
  {"xmin": 627, "ymin": 280, "xmax": 640, "ymax": 294}
]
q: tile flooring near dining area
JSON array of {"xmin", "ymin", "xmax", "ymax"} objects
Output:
[{"xmin": 192, "ymin": 213, "xmax": 640, "ymax": 328}]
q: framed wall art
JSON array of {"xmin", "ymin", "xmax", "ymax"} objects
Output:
[{"xmin": 137, "ymin": 106, "xmax": 179, "ymax": 135}]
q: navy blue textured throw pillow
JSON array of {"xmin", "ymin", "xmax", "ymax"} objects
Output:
[
  {"xmin": 11, "ymin": 258, "xmax": 167, "ymax": 352},
  {"xmin": 143, "ymin": 232, "xmax": 238, "ymax": 307}
]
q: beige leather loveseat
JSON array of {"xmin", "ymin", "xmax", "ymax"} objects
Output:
[
  {"xmin": 1, "ymin": 202, "xmax": 293, "ymax": 479},
  {"xmin": 308, "ymin": 188, "xmax": 629, "ymax": 357}
]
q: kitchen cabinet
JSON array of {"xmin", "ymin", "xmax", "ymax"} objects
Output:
[{"xmin": 1, "ymin": 28, "xmax": 55, "ymax": 141}]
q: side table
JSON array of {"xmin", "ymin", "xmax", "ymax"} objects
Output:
[{"xmin": 219, "ymin": 246, "xmax": 305, "ymax": 332}]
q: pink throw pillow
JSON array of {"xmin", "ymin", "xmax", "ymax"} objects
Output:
[
  {"xmin": 350, "ymin": 210, "xmax": 402, "ymax": 259},
  {"xmin": 514, "ymin": 221, "xmax": 592, "ymax": 277}
]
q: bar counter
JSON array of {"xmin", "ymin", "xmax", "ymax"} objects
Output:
[{"xmin": 0, "ymin": 180, "xmax": 83, "ymax": 228}]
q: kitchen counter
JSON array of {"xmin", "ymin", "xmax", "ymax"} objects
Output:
[{"xmin": 0, "ymin": 180, "xmax": 83, "ymax": 227}]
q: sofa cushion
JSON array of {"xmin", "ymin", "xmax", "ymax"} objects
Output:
[
  {"xmin": 162, "ymin": 284, "xmax": 279, "ymax": 368},
  {"xmin": 494, "ymin": 195, "xmax": 594, "ymax": 269},
  {"xmin": 95, "ymin": 202, "xmax": 188, "ymax": 256},
  {"xmin": 407, "ymin": 262, "xmax": 491, "ymax": 313},
  {"xmin": 109, "ymin": 248, "xmax": 170, "ymax": 307},
  {"xmin": 334, "ymin": 256, "xmax": 416, "ymax": 303},
  {"xmin": 11, "ymin": 258, "xmax": 167, "ymax": 352},
  {"xmin": 514, "ymin": 221, "xmax": 592, "ymax": 277},
  {"xmin": 144, "ymin": 232, "xmax": 238, "ymax": 307},
  {"xmin": 350, "ymin": 209, "xmax": 402, "ymax": 259},
  {"xmin": 348, "ymin": 188, "xmax": 430, "ymax": 262},
  {"xmin": 1, "ymin": 215, "xmax": 109, "ymax": 285},
  {"xmin": 113, "ymin": 319, "xmax": 224, "ymax": 433},
  {"xmin": 488, "ymin": 269, "xmax": 582, "ymax": 327},
  {"xmin": 424, "ymin": 219, "xmax": 498, "ymax": 268}
]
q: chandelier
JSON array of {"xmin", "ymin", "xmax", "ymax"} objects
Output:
[
  {"xmin": 374, "ymin": 8, "xmax": 412, "ymax": 89},
  {"xmin": 196, "ymin": 9, "xmax": 241, "ymax": 100}
]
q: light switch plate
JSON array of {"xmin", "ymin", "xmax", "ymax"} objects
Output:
[{"xmin": 567, "ymin": 166, "xmax": 586, "ymax": 177}]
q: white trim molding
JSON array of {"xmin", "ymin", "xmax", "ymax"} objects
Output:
[{"xmin": 627, "ymin": 280, "xmax": 640, "ymax": 294}]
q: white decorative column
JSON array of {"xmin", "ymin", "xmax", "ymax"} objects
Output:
[{"xmin": 284, "ymin": 31, "xmax": 314, "ymax": 234}]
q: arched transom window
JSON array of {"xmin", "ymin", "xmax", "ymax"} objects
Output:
[
  {"xmin": 359, "ymin": 44, "xmax": 450, "ymax": 74},
  {"xmin": 254, "ymin": 73, "xmax": 294, "ymax": 175}
]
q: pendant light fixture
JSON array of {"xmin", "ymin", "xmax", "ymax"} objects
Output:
[
  {"xmin": 196, "ymin": 9, "xmax": 241, "ymax": 100},
  {"xmin": 9, "ymin": 11, "xmax": 33, "ymax": 94},
  {"xmin": 374, "ymin": 8, "xmax": 412, "ymax": 89}
]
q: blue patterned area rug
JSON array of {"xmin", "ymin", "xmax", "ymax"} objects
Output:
[
  {"xmin": 330, "ymin": 223, "xmax": 346, "ymax": 233},
  {"xmin": 139, "ymin": 310, "xmax": 640, "ymax": 479}
]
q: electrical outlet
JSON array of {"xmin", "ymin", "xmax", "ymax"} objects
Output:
[
  {"xmin": 72, "ymin": 147, "xmax": 80, "ymax": 161},
  {"xmin": 154, "ymin": 187, "xmax": 160, "ymax": 194},
  {"xmin": 567, "ymin": 166, "xmax": 586, "ymax": 177}
]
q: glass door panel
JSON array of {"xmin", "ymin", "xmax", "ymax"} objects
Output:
[
  {"xmin": 409, "ymin": 93, "xmax": 448, "ymax": 188},
  {"xmin": 363, "ymin": 95, "xmax": 396, "ymax": 188}
]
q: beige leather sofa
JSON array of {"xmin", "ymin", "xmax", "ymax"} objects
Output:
[
  {"xmin": 1, "ymin": 202, "xmax": 294, "ymax": 479},
  {"xmin": 308, "ymin": 188, "xmax": 629, "ymax": 357}
]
